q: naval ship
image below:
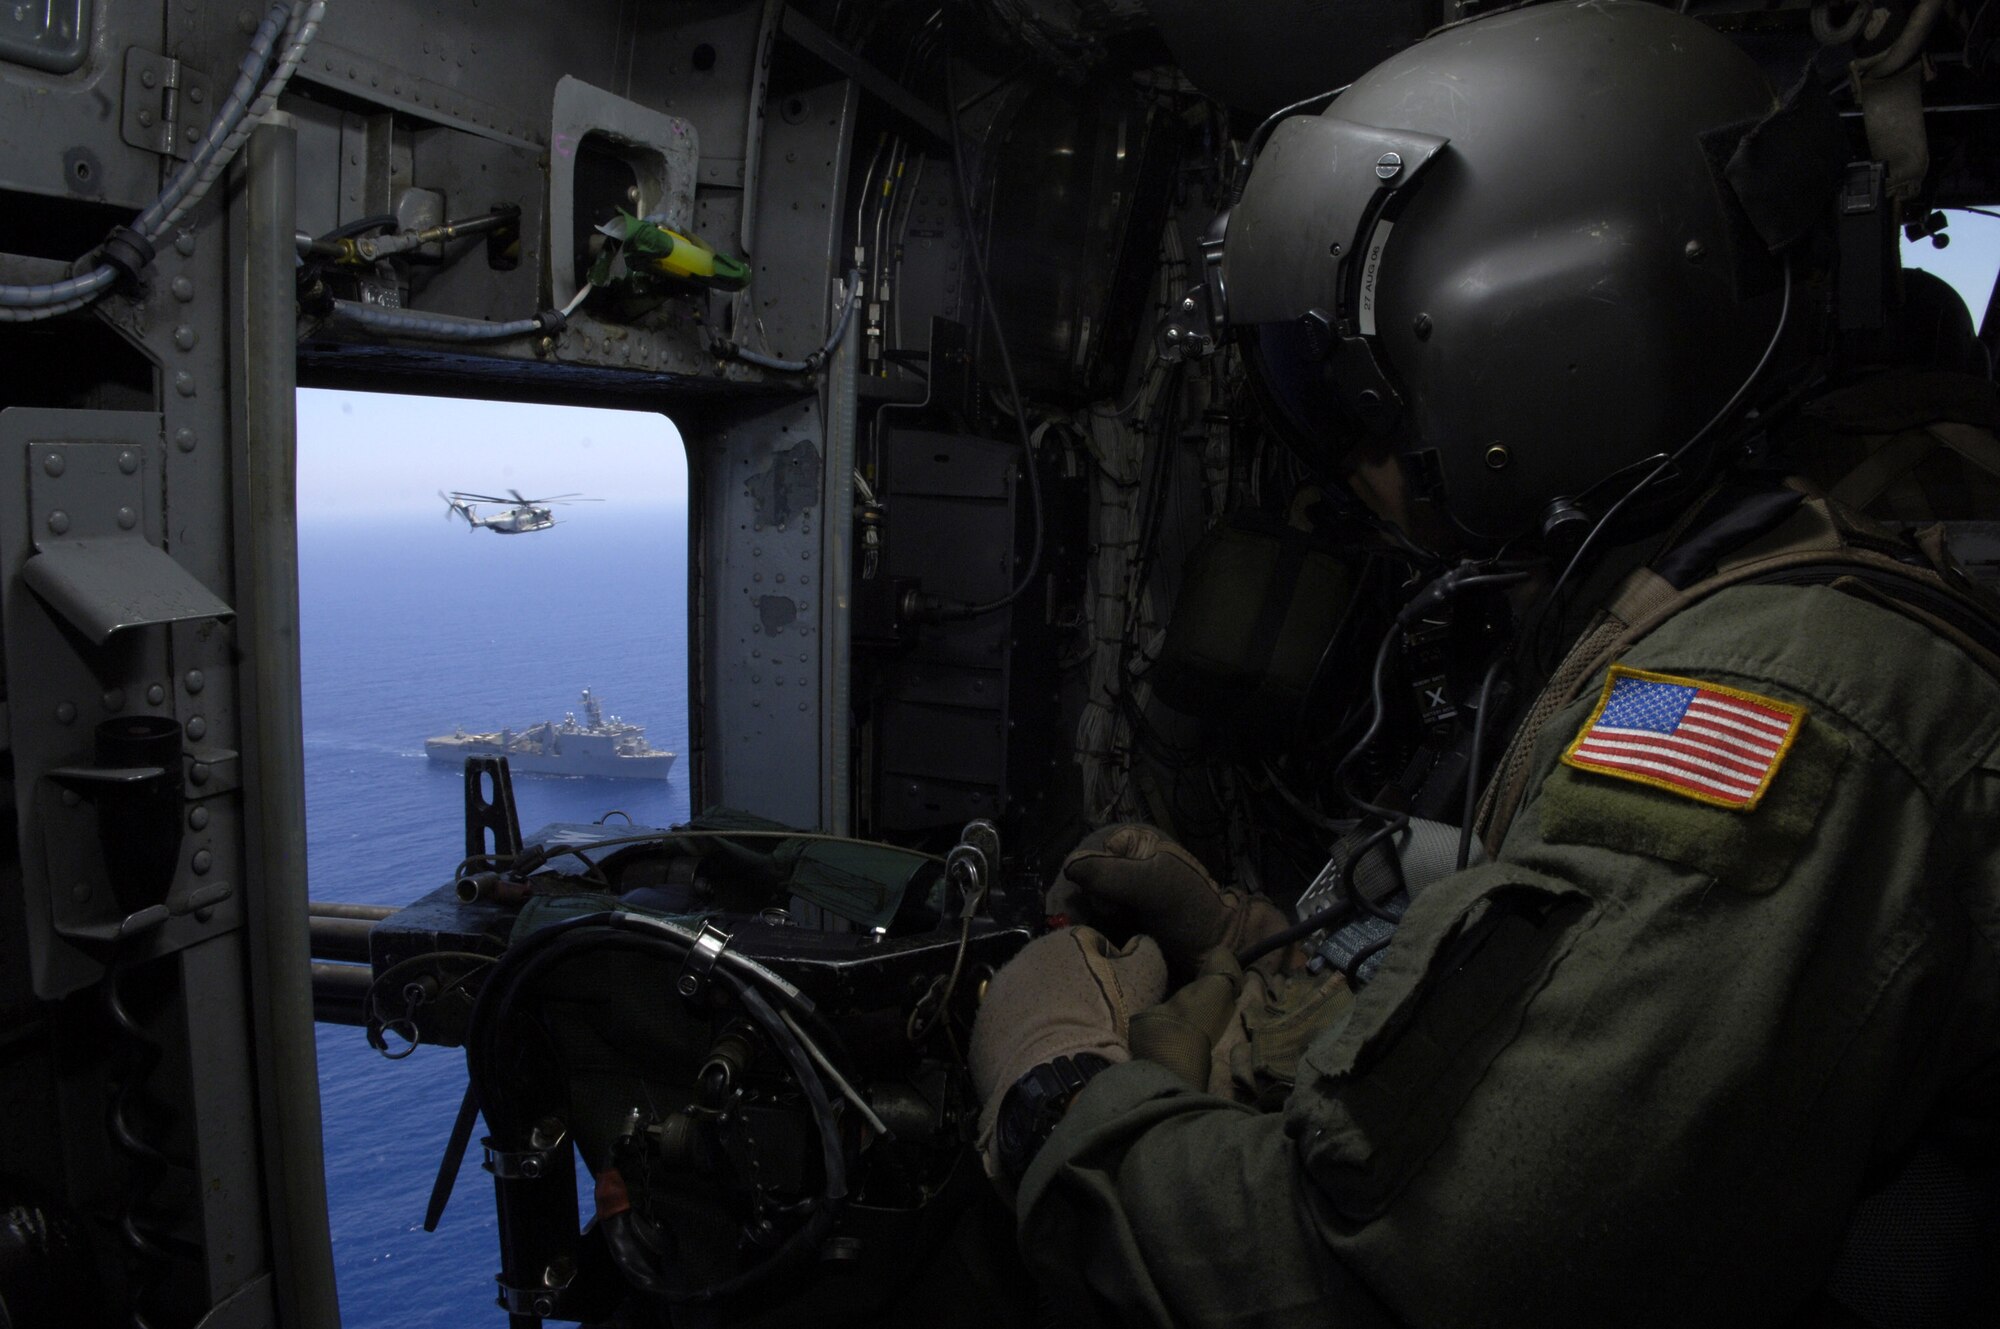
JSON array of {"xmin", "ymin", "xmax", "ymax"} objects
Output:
[{"xmin": 424, "ymin": 688, "xmax": 674, "ymax": 780}]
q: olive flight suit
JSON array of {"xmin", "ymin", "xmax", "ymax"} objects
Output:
[{"xmin": 1016, "ymin": 571, "xmax": 2000, "ymax": 1325}]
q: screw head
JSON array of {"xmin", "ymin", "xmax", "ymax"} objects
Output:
[
  {"xmin": 46, "ymin": 511, "xmax": 69, "ymax": 535},
  {"xmin": 184, "ymin": 670, "xmax": 204, "ymax": 694},
  {"xmin": 101, "ymin": 688, "xmax": 126, "ymax": 712},
  {"xmin": 175, "ymin": 428, "xmax": 197, "ymax": 453},
  {"xmin": 1375, "ymin": 151, "xmax": 1403, "ymax": 180},
  {"xmin": 192, "ymin": 849, "xmax": 213, "ymax": 875},
  {"xmin": 189, "ymin": 806, "xmax": 210, "ymax": 830},
  {"xmin": 116, "ymin": 506, "xmax": 138, "ymax": 530},
  {"xmin": 55, "ymin": 701, "xmax": 76, "ymax": 724},
  {"xmin": 1684, "ymin": 239, "xmax": 1706, "ymax": 262},
  {"xmin": 147, "ymin": 684, "xmax": 165, "ymax": 705},
  {"xmin": 117, "ymin": 450, "xmax": 139, "ymax": 474},
  {"xmin": 1413, "ymin": 312, "xmax": 1434, "ymax": 341},
  {"xmin": 186, "ymin": 716, "xmax": 206, "ymax": 741},
  {"xmin": 191, "ymin": 763, "xmax": 211, "ymax": 787},
  {"xmin": 42, "ymin": 453, "xmax": 64, "ymax": 477}
]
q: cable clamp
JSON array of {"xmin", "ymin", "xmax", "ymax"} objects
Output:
[
  {"xmin": 534, "ymin": 307, "xmax": 569, "ymax": 334},
  {"xmin": 481, "ymin": 1128, "xmax": 567, "ymax": 1180},
  {"xmin": 98, "ymin": 226, "xmax": 157, "ymax": 290},
  {"xmin": 678, "ymin": 921, "xmax": 733, "ymax": 1000}
]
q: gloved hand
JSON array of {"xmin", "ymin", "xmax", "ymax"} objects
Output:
[
  {"xmin": 1045, "ymin": 823, "xmax": 1290, "ymax": 979},
  {"xmin": 968, "ymin": 925, "xmax": 1167, "ymax": 1170},
  {"xmin": 1129, "ymin": 946, "xmax": 1245, "ymax": 1093}
]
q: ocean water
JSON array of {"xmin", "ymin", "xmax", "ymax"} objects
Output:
[{"xmin": 298, "ymin": 509, "xmax": 691, "ymax": 1327}]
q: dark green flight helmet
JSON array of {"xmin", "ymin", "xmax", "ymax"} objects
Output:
[{"xmin": 1223, "ymin": 0, "xmax": 1791, "ymax": 546}]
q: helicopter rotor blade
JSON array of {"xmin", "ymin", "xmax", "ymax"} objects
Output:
[
  {"xmin": 509, "ymin": 489, "xmax": 528, "ymax": 505},
  {"xmin": 449, "ymin": 492, "xmax": 512, "ymax": 504}
]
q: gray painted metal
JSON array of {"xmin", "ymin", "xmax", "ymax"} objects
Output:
[
  {"xmin": 0, "ymin": 2, "xmax": 169, "ymax": 208},
  {"xmin": 120, "ymin": 46, "xmax": 216, "ymax": 159},
  {"xmin": 696, "ymin": 392, "xmax": 831, "ymax": 831},
  {"xmin": 693, "ymin": 71, "xmax": 859, "ymax": 827},
  {"xmin": 822, "ymin": 271, "xmax": 858, "ymax": 834},
  {"xmin": 778, "ymin": 5, "xmax": 950, "ymax": 144},
  {"xmin": 21, "ymin": 440, "xmax": 234, "ymax": 645},
  {"xmin": 0, "ymin": 0, "xmax": 89, "ymax": 74},
  {"xmin": 189, "ymin": 1272, "xmax": 277, "ymax": 1329},
  {"xmin": 180, "ymin": 937, "xmax": 277, "ymax": 1306},
  {"xmin": 229, "ymin": 120, "xmax": 341, "ymax": 1329},
  {"xmin": 547, "ymin": 75, "xmax": 701, "ymax": 311},
  {"xmin": 0, "ymin": 409, "xmax": 238, "ymax": 995}
]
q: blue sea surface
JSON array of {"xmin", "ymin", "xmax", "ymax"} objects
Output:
[{"xmin": 299, "ymin": 510, "xmax": 691, "ymax": 1327}]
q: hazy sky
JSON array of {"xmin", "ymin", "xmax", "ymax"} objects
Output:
[
  {"xmin": 1902, "ymin": 208, "xmax": 2000, "ymax": 324},
  {"xmin": 296, "ymin": 387, "xmax": 687, "ymax": 518}
]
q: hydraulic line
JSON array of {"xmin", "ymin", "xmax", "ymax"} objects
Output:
[
  {"xmin": 720, "ymin": 270, "xmax": 862, "ymax": 372},
  {"xmin": 322, "ymin": 279, "xmax": 593, "ymax": 344}
]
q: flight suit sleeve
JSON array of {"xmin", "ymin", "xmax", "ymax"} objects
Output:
[
  {"xmin": 1014, "ymin": 1059, "xmax": 1394, "ymax": 1329},
  {"xmin": 1016, "ymin": 585, "xmax": 2000, "ymax": 1329}
]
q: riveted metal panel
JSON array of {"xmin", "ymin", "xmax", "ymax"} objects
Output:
[{"xmin": 694, "ymin": 392, "xmax": 829, "ymax": 829}]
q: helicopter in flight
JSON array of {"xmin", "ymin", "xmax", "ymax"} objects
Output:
[{"xmin": 438, "ymin": 489, "xmax": 601, "ymax": 534}]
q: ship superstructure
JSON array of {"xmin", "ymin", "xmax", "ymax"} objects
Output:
[{"xmin": 425, "ymin": 689, "xmax": 674, "ymax": 780}]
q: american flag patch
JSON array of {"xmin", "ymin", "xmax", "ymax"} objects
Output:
[{"xmin": 1562, "ymin": 665, "xmax": 1805, "ymax": 810}]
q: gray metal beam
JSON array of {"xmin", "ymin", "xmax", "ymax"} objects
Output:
[
  {"xmin": 778, "ymin": 6, "xmax": 950, "ymax": 144},
  {"xmin": 229, "ymin": 120, "xmax": 341, "ymax": 1329}
]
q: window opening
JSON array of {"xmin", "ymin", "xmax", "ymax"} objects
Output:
[{"xmin": 296, "ymin": 387, "xmax": 689, "ymax": 1325}]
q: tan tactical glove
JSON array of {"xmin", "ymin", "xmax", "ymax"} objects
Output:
[
  {"xmin": 1129, "ymin": 946, "xmax": 1246, "ymax": 1093},
  {"xmin": 968, "ymin": 925, "xmax": 1167, "ymax": 1173},
  {"xmin": 1045, "ymin": 823, "xmax": 1290, "ymax": 980}
]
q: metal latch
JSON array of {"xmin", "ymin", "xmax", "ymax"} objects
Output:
[{"xmin": 121, "ymin": 48, "xmax": 214, "ymax": 160}]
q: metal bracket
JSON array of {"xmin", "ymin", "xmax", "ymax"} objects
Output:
[
  {"xmin": 1160, "ymin": 283, "xmax": 1217, "ymax": 362},
  {"xmin": 677, "ymin": 921, "xmax": 734, "ymax": 1000},
  {"xmin": 23, "ymin": 443, "xmax": 233, "ymax": 646},
  {"xmin": 496, "ymin": 1281, "xmax": 568, "ymax": 1320},
  {"xmin": 120, "ymin": 48, "xmax": 214, "ymax": 160},
  {"xmin": 481, "ymin": 1128, "xmax": 569, "ymax": 1181},
  {"xmin": 463, "ymin": 755, "xmax": 524, "ymax": 862}
]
